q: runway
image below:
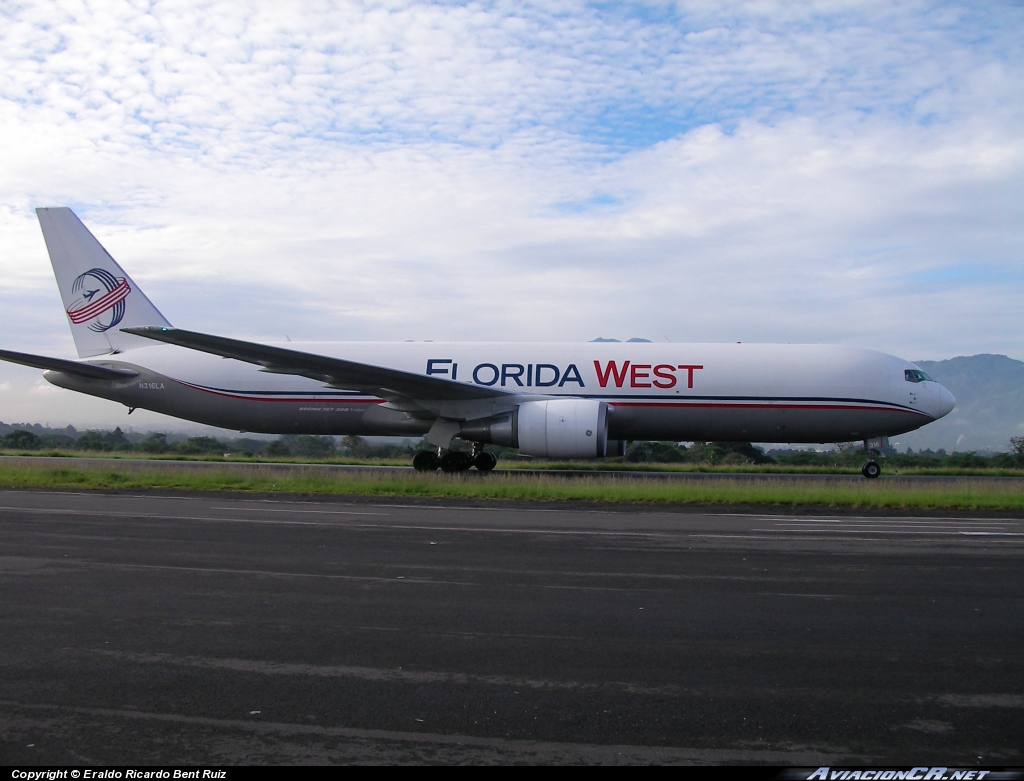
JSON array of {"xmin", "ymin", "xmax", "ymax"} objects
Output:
[{"xmin": 0, "ymin": 489, "xmax": 1021, "ymax": 764}]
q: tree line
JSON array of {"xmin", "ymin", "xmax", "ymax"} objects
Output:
[
  {"xmin": 2, "ymin": 424, "xmax": 1022, "ymax": 467},
  {"xmin": 0, "ymin": 427, "xmax": 417, "ymax": 459}
]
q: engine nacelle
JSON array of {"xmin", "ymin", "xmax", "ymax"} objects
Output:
[
  {"xmin": 518, "ymin": 399, "xmax": 609, "ymax": 458},
  {"xmin": 460, "ymin": 399, "xmax": 611, "ymax": 459}
]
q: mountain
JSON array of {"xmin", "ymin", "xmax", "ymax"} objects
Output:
[{"xmin": 894, "ymin": 354, "xmax": 1024, "ymax": 453}]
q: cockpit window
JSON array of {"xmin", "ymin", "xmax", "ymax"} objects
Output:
[{"xmin": 905, "ymin": 369, "xmax": 933, "ymax": 383}]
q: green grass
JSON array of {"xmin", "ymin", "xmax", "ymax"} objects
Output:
[
  {"xmin": 4, "ymin": 448, "xmax": 1024, "ymax": 477},
  {"xmin": 0, "ymin": 460, "xmax": 1021, "ymax": 510},
  {"xmin": 499, "ymin": 460, "xmax": 1024, "ymax": 477}
]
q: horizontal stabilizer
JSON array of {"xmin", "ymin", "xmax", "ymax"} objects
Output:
[
  {"xmin": 0, "ymin": 348, "xmax": 138, "ymax": 380},
  {"xmin": 123, "ymin": 327, "xmax": 510, "ymax": 402}
]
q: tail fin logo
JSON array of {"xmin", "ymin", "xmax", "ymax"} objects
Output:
[{"xmin": 66, "ymin": 268, "xmax": 132, "ymax": 333}]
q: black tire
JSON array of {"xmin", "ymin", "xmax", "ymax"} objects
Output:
[
  {"xmin": 413, "ymin": 451, "xmax": 438, "ymax": 472},
  {"xmin": 861, "ymin": 460, "xmax": 881, "ymax": 479},
  {"xmin": 440, "ymin": 450, "xmax": 472, "ymax": 473},
  {"xmin": 475, "ymin": 451, "xmax": 497, "ymax": 472}
]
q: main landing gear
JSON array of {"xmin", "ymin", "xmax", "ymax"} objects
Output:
[{"xmin": 412, "ymin": 443, "xmax": 497, "ymax": 473}]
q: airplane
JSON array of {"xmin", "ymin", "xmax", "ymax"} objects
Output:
[{"xmin": 0, "ymin": 207, "xmax": 956, "ymax": 478}]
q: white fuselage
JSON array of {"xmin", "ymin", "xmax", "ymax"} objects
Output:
[
  {"xmin": 46, "ymin": 340, "xmax": 955, "ymax": 443},
  {"xmin": 18, "ymin": 208, "xmax": 955, "ymax": 460}
]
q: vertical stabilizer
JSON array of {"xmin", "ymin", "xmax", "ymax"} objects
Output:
[{"xmin": 37, "ymin": 207, "xmax": 172, "ymax": 357}]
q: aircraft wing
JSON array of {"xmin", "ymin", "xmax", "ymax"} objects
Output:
[
  {"xmin": 122, "ymin": 326, "xmax": 511, "ymax": 402},
  {"xmin": 0, "ymin": 348, "xmax": 139, "ymax": 380}
]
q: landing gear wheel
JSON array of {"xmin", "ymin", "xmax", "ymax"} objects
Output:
[
  {"xmin": 413, "ymin": 451, "xmax": 439, "ymax": 472},
  {"xmin": 861, "ymin": 460, "xmax": 881, "ymax": 479},
  {"xmin": 474, "ymin": 451, "xmax": 497, "ymax": 472},
  {"xmin": 440, "ymin": 450, "xmax": 472, "ymax": 473}
]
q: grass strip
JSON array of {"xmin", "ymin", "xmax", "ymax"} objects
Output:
[
  {"xmin": 0, "ymin": 462, "xmax": 1021, "ymax": 510},
  {"xmin": 4, "ymin": 449, "xmax": 1024, "ymax": 477}
]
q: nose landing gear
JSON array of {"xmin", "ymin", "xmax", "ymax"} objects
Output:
[
  {"xmin": 861, "ymin": 460, "xmax": 881, "ymax": 479},
  {"xmin": 860, "ymin": 438, "xmax": 884, "ymax": 478}
]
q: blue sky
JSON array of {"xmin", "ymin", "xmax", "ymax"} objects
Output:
[{"xmin": 0, "ymin": 0, "xmax": 1022, "ymax": 429}]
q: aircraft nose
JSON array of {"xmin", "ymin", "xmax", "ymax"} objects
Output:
[{"xmin": 935, "ymin": 384, "xmax": 956, "ymax": 419}]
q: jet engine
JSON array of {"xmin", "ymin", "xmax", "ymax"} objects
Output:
[{"xmin": 460, "ymin": 399, "xmax": 610, "ymax": 458}]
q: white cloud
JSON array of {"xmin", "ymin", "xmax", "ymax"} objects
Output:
[{"xmin": 0, "ymin": 0, "xmax": 1021, "ymax": 426}]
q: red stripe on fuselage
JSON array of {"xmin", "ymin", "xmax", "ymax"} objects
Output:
[
  {"xmin": 173, "ymin": 379, "xmax": 381, "ymax": 403},
  {"xmin": 173, "ymin": 381, "xmax": 922, "ymax": 416},
  {"xmin": 608, "ymin": 400, "xmax": 928, "ymax": 416}
]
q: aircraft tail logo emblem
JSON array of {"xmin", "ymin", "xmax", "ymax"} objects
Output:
[{"xmin": 66, "ymin": 268, "xmax": 132, "ymax": 333}]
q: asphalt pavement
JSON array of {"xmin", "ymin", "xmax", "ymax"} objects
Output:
[{"xmin": 0, "ymin": 489, "xmax": 1021, "ymax": 764}]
